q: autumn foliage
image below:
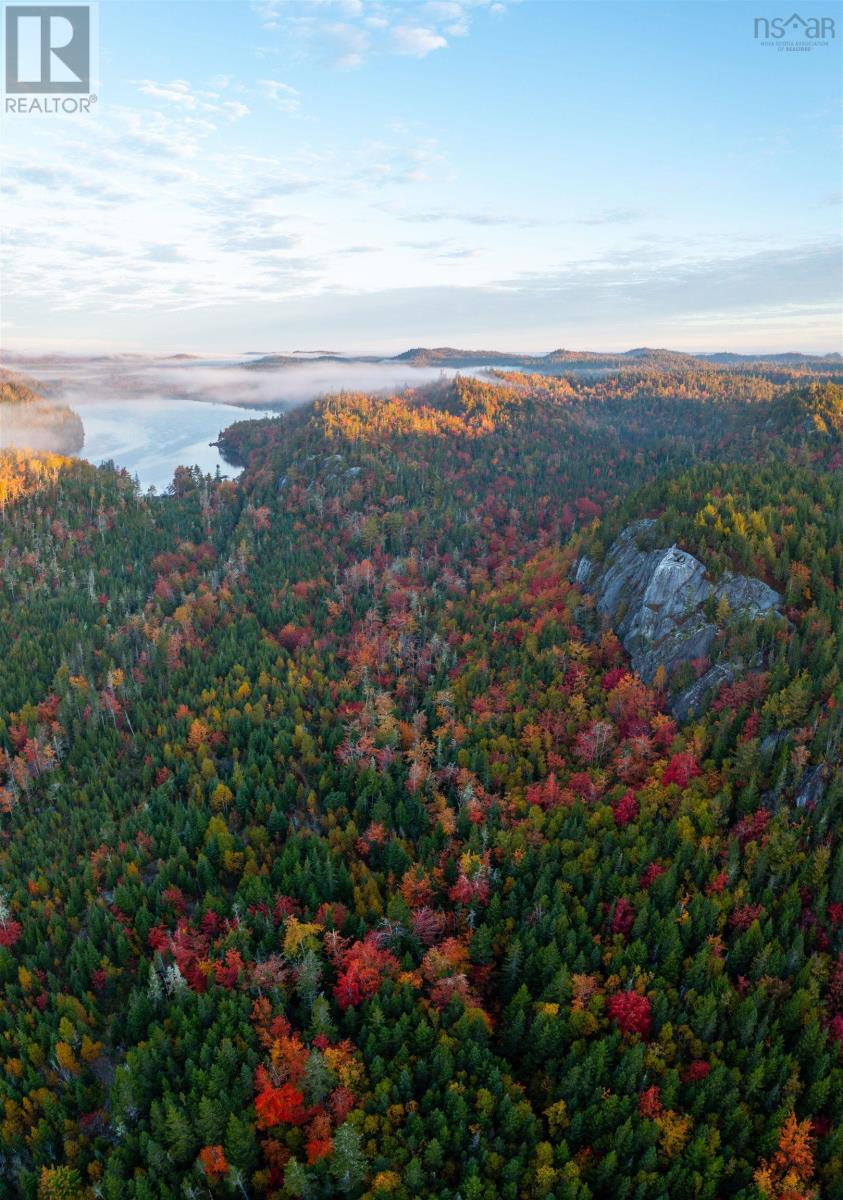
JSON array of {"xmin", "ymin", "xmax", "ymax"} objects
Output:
[
  {"xmin": 754, "ymin": 1113, "xmax": 818, "ymax": 1200},
  {"xmin": 606, "ymin": 992, "xmax": 653, "ymax": 1039},
  {"xmin": 1, "ymin": 371, "xmax": 842, "ymax": 1197}
]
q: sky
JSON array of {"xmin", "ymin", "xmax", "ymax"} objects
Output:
[{"xmin": 1, "ymin": 0, "xmax": 841, "ymax": 355}]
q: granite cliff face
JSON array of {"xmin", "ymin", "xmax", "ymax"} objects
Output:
[{"xmin": 574, "ymin": 520, "xmax": 782, "ymax": 720}]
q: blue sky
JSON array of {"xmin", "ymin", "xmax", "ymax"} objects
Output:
[{"xmin": 2, "ymin": 0, "xmax": 841, "ymax": 353}]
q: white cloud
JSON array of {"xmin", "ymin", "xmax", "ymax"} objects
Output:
[
  {"xmin": 1, "ymin": 105, "xmax": 475, "ymax": 329},
  {"xmin": 136, "ymin": 79, "xmax": 250, "ymax": 121},
  {"xmin": 390, "ymin": 206, "xmax": 545, "ymax": 228},
  {"xmin": 320, "ymin": 22, "xmax": 371, "ymax": 68},
  {"xmin": 255, "ymin": 0, "xmax": 506, "ymax": 67},
  {"xmin": 423, "ymin": 2, "xmax": 469, "ymax": 36},
  {"xmin": 5, "ymin": 0, "xmax": 833, "ymax": 360},
  {"xmin": 258, "ymin": 79, "xmax": 301, "ymax": 111},
  {"xmin": 251, "ymin": 1, "xmax": 282, "ymax": 30},
  {"xmin": 120, "ymin": 111, "xmax": 208, "ymax": 160},
  {"xmin": 137, "ymin": 79, "xmax": 195, "ymax": 106},
  {"xmin": 391, "ymin": 26, "xmax": 448, "ymax": 56}
]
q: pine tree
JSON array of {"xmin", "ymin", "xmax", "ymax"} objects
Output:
[{"xmin": 330, "ymin": 1123, "xmax": 367, "ymax": 1192}]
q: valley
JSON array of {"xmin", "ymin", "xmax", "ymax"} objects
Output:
[{"xmin": 1, "ymin": 358, "xmax": 842, "ymax": 1198}]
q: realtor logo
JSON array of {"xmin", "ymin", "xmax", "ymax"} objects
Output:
[{"xmin": 5, "ymin": 5, "xmax": 90, "ymax": 92}]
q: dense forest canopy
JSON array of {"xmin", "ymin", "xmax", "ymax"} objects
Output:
[{"xmin": 1, "ymin": 361, "xmax": 842, "ymax": 1200}]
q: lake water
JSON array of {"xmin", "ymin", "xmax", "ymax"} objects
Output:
[
  {"xmin": 14, "ymin": 358, "xmax": 506, "ymax": 492},
  {"xmin": 73, "ymin": 398, "xmax": 270, "ymax": 493}
]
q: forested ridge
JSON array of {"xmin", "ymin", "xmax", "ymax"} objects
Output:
[{"xmin": 1, "ymin": 364, "xmax": 842, "ymax": 1200}]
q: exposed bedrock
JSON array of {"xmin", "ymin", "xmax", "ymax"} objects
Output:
[{"xmin": 573, "ymin": 520, "xmax": 782, "ymax": 719}]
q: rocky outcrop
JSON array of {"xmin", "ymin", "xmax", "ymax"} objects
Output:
[
  {"xmin": 671, "ymin": 662, "xmax": 738, "ymax": 724},
  {"xmin": 573, "ymin": 520, "xmax": 782, "ymax": 719},
  {"xmin": 762, "ymin": 756, "xmax": 835, "ymax": 811},
  {"xmin": 715, "ymin": 572, "xmax": 782, "ymax": 617},
  {"xmin": 794, "ymin": 763, "xmax": 830, "ymax": 809}
]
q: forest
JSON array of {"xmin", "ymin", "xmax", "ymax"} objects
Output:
[{"xmin": 0, "ymin": 359, "xmax": 842, "ymax": 1200}]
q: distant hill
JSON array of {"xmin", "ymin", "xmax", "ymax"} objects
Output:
[
  {"xmin": 245, "ymin": 345, "xmax": 842, "ymax": 373},
  {"xmin": 700, "ymin": 351, "xmax": 843, "ymax": 364},
  {"xmin": 245, "ymin": 353, "xmax": 382, "ymax": 370},
  {"xmin": 390, "ymin": 346, "xmax": 514, "ymax": 364},
  {"xmin": 392, "ymin": 346, "xmax": 841, "ymax": 367},
  {"xmin": 381, "ymin": 346, "xmax": 843, "ymax": 374}
]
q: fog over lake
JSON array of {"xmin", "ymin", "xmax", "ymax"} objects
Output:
[{"xmin": 7, "ymin": 356, "xmax": 470, "ymax": 492}]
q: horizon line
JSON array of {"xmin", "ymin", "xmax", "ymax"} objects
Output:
[{"xmin": 2, "ymin": 344, "xmax": 841, "ymax": 361}]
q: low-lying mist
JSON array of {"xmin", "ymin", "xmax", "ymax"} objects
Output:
[
  {"xmin": 147, "ymin": 360, "xmax": 463, "ymax": 407},
  {"xmin": 0, "ymin": 408, "xmax": 81, "ymax": 453},
  {"xmin": 0, "ymin": 401, "xmax": 85, "ymax": 455},
  {"xmin": 5, "ymin": 355, "xmax": 470, "ymax": 412},
  {"xmin": 1, "ymin": 354, "xmax": 480, "ymax": 491}
]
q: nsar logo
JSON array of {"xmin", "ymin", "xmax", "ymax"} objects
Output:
[{"xmin": 753, "ymin": 11, "xmax": 836, "ymax": 49}]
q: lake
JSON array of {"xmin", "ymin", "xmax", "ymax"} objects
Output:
[
  {"xmin": 72, "ymin": 397, "xmax": 270, "ymax": 493},
  {"xmin": 8, "ymin": 357, "xmax": 496, "ymax": 492}
]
